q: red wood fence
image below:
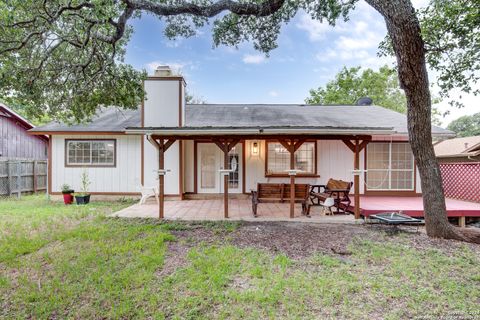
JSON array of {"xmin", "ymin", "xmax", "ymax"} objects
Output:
[{"xmin": 439, "ymin": 162, "xmax": 480, "ymax": 203}]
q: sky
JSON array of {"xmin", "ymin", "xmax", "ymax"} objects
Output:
[{"xmin": 124, "ymin": 0, "xmax": 478, "ymax": 128}]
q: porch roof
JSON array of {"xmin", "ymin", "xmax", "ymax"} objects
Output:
[{"xmin": 125, "ymin": 125, "xmax": 395, "ymax": 137}]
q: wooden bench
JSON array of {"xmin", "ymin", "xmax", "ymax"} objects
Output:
[
  {"xmin": 310, "ymin": 179, "xmax": 353, "ymax": 214},
  {"xmin": 251, "ymin": 183, "xmax": 310, "ymax": 217}
]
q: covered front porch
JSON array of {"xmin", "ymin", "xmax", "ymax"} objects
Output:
[{"xmin": 132, "ymin": 131, "xmax": 379, "ymax": 220}]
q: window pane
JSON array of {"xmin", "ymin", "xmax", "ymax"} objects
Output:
[
  {"xmin": 367, "ymin": 143, "xmax": 389, "ymax": 170},
  {"xmin": 267, "ymin": 142, "xmax": 289, "ymax": 174},
  {"xmin": 366, "ymin": 142, "xmax": 414, "ymax": 190},
  {"xmin": 66, "ymin": 140, "xmax": 115, "ymax": 166},
  {"xmin": 366, "ymin": 170, "xmax": 389, "ymax": 190},
  {"xmin": 267, "ymin": 142, "xmax": 315, "ymax": 174},
  {"xmin": 295, "ymin": 142, "xmax": 315, "ymax": 174},
  {"xmin": 391, "ymin": 143, "xmax": 413, "ymax": 170}
]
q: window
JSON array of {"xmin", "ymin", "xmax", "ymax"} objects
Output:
[
  {"xmin": 366, "ymin": 142, "xmax": 414, "ymax": 191},
  {"xmin": 66, "ymin": 140, "xmax": 116, "ymax": 167},
  {"xmin": 266, "ymin": 141, "xmax": 316, "ymax": 175},
  {"xmin": 228, "ymin": 147, "xmax": 240, "ymax": 188}
]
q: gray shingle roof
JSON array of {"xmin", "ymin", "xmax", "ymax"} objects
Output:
[
  {"xmin": 30, "ymin": 104, "xmax": 453, "ymax": 136},
  {"xmin": 29, "ymin": 107, "xmax": 140, "ymax": 132}
]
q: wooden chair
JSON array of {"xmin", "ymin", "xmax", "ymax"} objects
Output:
[
  {"xmin": 251, "ymin": 183, "xmax": 310, "ymax": 217},
  {"xmin": 310, "ymin": 179, "xmax": 353, "ymax": 214}
]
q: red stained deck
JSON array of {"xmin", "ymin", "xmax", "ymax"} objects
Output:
[{"xmin": 349, "ymin": 196, "xmax": 480, "ymax": 218}]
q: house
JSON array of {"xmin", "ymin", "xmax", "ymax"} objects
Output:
[
  {"xmin": 1, "ymin": 103, "xmax": 48, "ymax": 159},
  {"xmin": 29, "ymin": 66, "xmax": 454, "ymax": 218},
  {"xmin": 434, "ymin": 136, "xmax": 480, "ymax": 163}
]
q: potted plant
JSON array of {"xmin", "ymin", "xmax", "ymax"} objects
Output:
[
  {"xmin": 74, "ymin": 170, "xmax": 91, "ymax": 205},
  {"xmin": 61, "ymin": 184, "xmax": 75, "ymax": 205}
]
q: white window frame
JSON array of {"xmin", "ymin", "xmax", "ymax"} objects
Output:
[
  {"xmin": 266, "ymin": 141, "xmax": 316, "ymax": 176},
  {"xmin": 66, "ymin": 139, "xmax": 116, "ymax": 167},
  {"xmin": 366, "ymin": 142, "xmax": 415, "ymax": 191}
]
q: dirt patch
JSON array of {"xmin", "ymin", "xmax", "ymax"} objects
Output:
[
  {"xmin": 231, "ymin": 222, "xmax": 371, "ymax": 259},
  {"xmin": 165, "ymin": 221, "xmax": 480, "ymax": 260}
]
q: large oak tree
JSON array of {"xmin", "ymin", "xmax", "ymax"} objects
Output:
[{"xmin": 1, "ymin": 0, "xmax": 479, "ymax": 242}]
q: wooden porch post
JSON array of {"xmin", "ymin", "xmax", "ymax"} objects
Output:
[
  {"xmin": 343, "ymin": 137, "xmax": 370, "ymax": 219},
  {"xmin": 149, "ymin": 136, "xmax": 176, "ymax": 219},
  {"xmin": 354, "ymin": 139, "xmax": 361, "ymax": 220},
  {"xmin": 158, "ymin": 139, "xmax": 165, "ymax": 219},
  {"xmin": 289, "ymin": 144, "xmax": 295, "ymax": 219},
  {"xmin": 213, "ymin": 139, "xmax": 239, "ymax": 219},
  {"xmin": 223, "ymin": 147, "xmax": 229, "ymax": 218},
  {"xmin": 278, "ymin": 139, "xmax": 305, "ymax": 218}
]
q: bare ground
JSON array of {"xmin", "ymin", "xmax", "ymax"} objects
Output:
[{"xmin": 159, "ymin": 221, "xmax": 480, "ymax": 274}]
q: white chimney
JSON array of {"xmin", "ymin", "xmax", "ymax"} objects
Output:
[
  {"xmin": 143, "ymin": 65, "xmax": 186, "ymax": 195},
  {"xmin": 154, "ymin": 65, "xmax": 172, "ymax": 77}
]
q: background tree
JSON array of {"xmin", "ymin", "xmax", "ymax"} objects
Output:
[
  {"xmin": 447, "ymin": 113, "xmax": 480, "ymax": 138},
  {"xmin": 306, "ymin": 65, "xmax": 407, "ymax": 112},
  {"xmin": 306, "ymin": 65, "xmax": 442, "ymax": 124},
  {"xmin": 380, "ymin": 0, "xmax": 479, "ymax": 108},
  {"xmin": 0, "ymin": 0, "xmax": 478, "ymax": 242}
]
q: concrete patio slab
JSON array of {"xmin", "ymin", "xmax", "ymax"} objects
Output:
[{"xmin": 111, "ymin": 199, "xmax": 360, "ymax": 224}]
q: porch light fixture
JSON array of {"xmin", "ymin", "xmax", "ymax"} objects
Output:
[{"xmin": 252, "ymin": 141, "xmax": 259, "ymax": 155}]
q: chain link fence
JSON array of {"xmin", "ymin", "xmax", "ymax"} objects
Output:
[{"xmin": 0, "ymin": 159, "xmax": 47, "ymax": 198}]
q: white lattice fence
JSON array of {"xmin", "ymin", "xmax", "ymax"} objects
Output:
[{"xmin": 439, "ymin": 162, "xmax": 480, "ymax": 203}]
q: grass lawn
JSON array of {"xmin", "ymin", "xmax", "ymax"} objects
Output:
[{"xmin": 0, "ymin": 195, "xmax": 479, "ymax": 319}]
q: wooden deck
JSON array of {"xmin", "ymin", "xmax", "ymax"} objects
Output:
[
  {"xmin": 111, "ymin": 199, "xmax": 358, "ymax": 224},
  {"xmin": 348, "ymin": 196, "xmax": 480, "ymax": 218}
]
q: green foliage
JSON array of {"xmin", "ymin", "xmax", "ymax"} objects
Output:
[
  {"xmin": 380, "ymin": 0, "xmax": 480, "ymax": 108},
  {"xmin": 447, "ymin": 113, "xmax": 480, "ymax": 137},
  {"xmin": 0, "ymin": 0, "xmax": 146, "ymax": 123},
  {"xmin": 80, "ymin": 170, "xmax": 91, "ymax": 194},
  {"xmin": 0, "ymin": 0, "xmax": 358, "ymax": 122},
  {"xmin": 60, "ymin": 184, "xmax": 71, "ymax": 192},
  {"xmin": 306, "ymin": 65, "xmax": 443, "ymax": 124},
  {"xmin": 306, "ymin": 65, "xmax": 407, "ymax": 113}
]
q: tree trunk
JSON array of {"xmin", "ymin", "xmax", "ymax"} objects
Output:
[{"xmin": 366, "ymin": 0, "xmax": 480, "ymax": 243}]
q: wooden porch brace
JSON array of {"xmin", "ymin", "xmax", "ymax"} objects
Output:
[
  {"xmin": 213, "ymin": 139, "xmax": 239, "ymax": 218},
  {"xmin": 342, "ymin": 138, "xmax": 370, "ymax": 219},
  {"xmin": 149, "ymin": 136, "xmax": 176, "ymax": 219},
  {"xmin": 278, "ymin": 139, "xmax": 305, "ymax": 218}
]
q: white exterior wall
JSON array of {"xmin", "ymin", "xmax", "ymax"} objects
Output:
[
  {"xmin": 244, "ymin": 140, "xmax": 365, "ymax": 193},
  {"xmin": 184, "ymin": 140, "xmax": 195, "ymax": 193},
  {"xmin": 142, "ymin": 77, "xmax": 184, "ymax": 194},
  {"xmin": 51, "ymin": 135, "xmax": 141, "ymax": 193}
]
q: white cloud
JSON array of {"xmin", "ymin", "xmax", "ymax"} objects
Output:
[
  {"xmin": 296, "ymin": 13, "xmax": 332, "ymax": 41},
  {"xmin": 335, "ymin": 31, "xmax": 383, "ymax": 51},
  {"xmin": 242, "ymin": 54, "xmax": 266, "ymax": 64},
  {"xmin": 269, "ymin": 90, "xmax": 279, "ymax": 97}
]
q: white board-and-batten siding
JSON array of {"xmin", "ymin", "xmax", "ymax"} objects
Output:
[
  {"xmin": 51, "ymin": 135, "xmax": 141, "ymax": 193},
  {"xmin": 243, "ymin": 140, "xmax": 366, "ymax": 193}
]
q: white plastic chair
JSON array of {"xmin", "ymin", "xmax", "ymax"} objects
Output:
[
  {"xmin": 320, "ymin": 197, "xmax": 335, "ymax": 215},
  {"xmin": 139, "ymin": 186, "xmax": 159, "ymax": 205}
]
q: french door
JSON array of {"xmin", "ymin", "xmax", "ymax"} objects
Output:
[{"xmin": 197, "ymin": 143, "xmax": 242, "ymax": 193}]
